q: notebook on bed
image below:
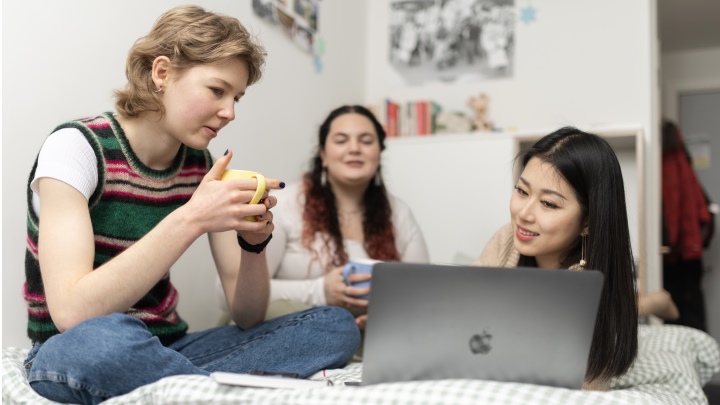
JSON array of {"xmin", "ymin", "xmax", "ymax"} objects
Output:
[{"xmin": 361, "ymin": 263, "xmax": 604, "ymax": 389}]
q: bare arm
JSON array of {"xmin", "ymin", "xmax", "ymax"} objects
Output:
[
  {"xmin": 638, "ymin": 290, "xmax": 679, "ymax": 320},
  {"xmin": 211, "ymin": 176, "xmax": 284, "ymax": 329},
  {"xmin": 210, "ymin": 230, "xmax": 272, "ymax": 330},
  {"xmin": 38, "ymin": 150, "xmax": 270, "ymax": 331},
  {"xmin": 38, "ymin": 179, "xmax": 201, "ymax": 331}
]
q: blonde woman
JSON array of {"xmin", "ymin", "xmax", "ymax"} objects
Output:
[{"xmin": 22, "ymin": 6, "xmax": 358, "ymax": 403}]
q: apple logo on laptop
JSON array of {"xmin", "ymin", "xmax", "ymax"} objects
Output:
[{"xmin": 469, "ymin": 330, "xmax": 492, "ymax": 354}]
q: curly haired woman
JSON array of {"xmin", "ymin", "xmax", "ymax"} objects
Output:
[{"xmin": 265, "ymin": 105, "xmax": 429, "ymax": 329}]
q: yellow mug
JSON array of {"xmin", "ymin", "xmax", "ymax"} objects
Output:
[{"xmin": 221, "ymin": 170, "xmax": 266, "ymax": 221}]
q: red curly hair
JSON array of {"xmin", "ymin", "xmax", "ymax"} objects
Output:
[{"xmin": 301, "ymin": 176, "xmax": 400, "ymax": 272}]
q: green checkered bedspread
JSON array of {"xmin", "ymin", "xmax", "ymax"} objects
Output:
[{"xmin": 4, "ymin": 325, "xmax": 719, "ymax": 404}]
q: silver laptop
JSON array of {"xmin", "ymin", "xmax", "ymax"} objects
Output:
[{"xmin": 362, "ymin": 263, "xmax": 603, "ymax": 389}]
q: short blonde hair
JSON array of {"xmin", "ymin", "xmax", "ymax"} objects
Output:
[{"xmin": 114, "ymin": 5, "xmax": 266, "ymax": 118}]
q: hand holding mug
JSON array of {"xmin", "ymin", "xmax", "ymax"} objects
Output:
[
  {"xmin": 324, "ymin": 266, "xmax": 369, "ymax": 312},
  {"xmin": 341, "ymin": 260, "xmax": 377, "ymax": 299},
  {"xmin": 221, "ymin": 169, "xmax": 266, "ymax": 221},
  {"xmin": 221, "ymin": 167, "xmax": 284, "ymax": 245},
  {"xmin": 187, "ymin": 150, "xmax": 283, "ymax": 237}
]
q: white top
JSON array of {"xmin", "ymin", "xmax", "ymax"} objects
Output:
[
  {"xmin": 30, "ymin": 128, "xmax": 98, "ymax": 216},
  {"xmin": 265, "ymin": 182, "xmax": 430, "ymax": 306}
]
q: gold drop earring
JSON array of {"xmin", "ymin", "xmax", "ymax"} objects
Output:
[{"xmin": 579, "ymin": 232, "xmax": 588, "ymax": 269}]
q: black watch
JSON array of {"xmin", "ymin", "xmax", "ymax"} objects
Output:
[{"xmin": 236, "ymin": 233, "xmax": 273, "ymax": 254}]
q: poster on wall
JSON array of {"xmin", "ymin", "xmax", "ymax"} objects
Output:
[
  {"xmin": 389, "ymin": 0, "xmax": 515, "ymax": 85},
  {"xmin": 252, "ymin": 0, "xmax": 323, "ymax": 69}
]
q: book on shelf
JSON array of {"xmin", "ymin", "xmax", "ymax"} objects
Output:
[
  {"xmin": 406, "ymin": 101, "xmax": 415, "ymax": 137},
  {"xmin": 381, "ymin": 98, "xmax": 443, "ymax": 138},
  {"xmin": 429, "ymin": 100, "xmax": 442, "ymax": 135},
  {"xmin": 415, "ymin": 101, "xmax": 423, "ymax": 136},
  {"xmin": 384, "ymin": 99, "xmax": 399, "ymax": 138}
]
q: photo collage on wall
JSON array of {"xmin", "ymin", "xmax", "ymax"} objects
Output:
[
  {"xmin": 252, "ymin": 0, "xmax": 323, "ymax": 69},
  {"xmin": 389, "ymin": 0, "xmax": 515, "ymax": 85}
]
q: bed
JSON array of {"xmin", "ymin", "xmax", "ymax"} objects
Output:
[{"xmin": 4, "ymin": 324, "xmax": 719, "ymax": 405}]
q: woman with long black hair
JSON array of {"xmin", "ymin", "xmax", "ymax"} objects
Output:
[{"xmin": 474, "ymin": 127, "xmax": 638, "ymax": 390}]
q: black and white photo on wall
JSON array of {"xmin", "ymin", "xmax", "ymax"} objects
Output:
[
  {"xmin": 252, "ymin": 0, "xmax": 320, "ymax": 54},
  {"xmin": 389, "ymin": 0, "xmax": 515, "ymax": 85}
]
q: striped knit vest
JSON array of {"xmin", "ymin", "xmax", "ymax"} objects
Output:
[{"xmin": 24, "ymin": 112, "xmax": 212, "ymax": 345}]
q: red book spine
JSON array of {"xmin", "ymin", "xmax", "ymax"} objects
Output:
[{"xmin": 387, "ymin": 101, "xmax": 398, "ymax": 138}]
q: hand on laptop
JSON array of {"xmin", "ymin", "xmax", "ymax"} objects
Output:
[{"xmin": 324, "ymin": 266, "xmax": 370, "ymax": 313}]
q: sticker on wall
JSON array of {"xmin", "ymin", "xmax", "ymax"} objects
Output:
[
  {"xmin": 685, "ymin": 133, "xmax": 712, "ymax": 170},
  {"xmin": 313, "ymin": 35, "xmax": 325, "ymax": 73},
  {"xmin": 519, "ymin": 0, "xmax": 537, "ymax": 25},
  {"xmin": 252, "ymin": 0, "xmax": 323, "ymax": 71},
  {"xmin": 389, "ymin": 0, "xmax": 515, "ymax": 85}
]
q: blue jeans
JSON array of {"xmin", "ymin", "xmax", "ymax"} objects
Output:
[{"xmin": 24, "ymin": 307, "xmax": 360, "ymax": 404}]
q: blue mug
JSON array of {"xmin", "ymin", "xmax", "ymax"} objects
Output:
[{"xmin": 342, "ymin": 260, "xmax": 381, "ymax": 299}]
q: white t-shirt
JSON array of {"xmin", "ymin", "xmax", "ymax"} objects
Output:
[{"xmin": 30, "ymin": 127, "xmax": 98, "ymax": 216}]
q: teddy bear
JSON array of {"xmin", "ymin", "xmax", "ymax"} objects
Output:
[{"xmin": 468, "ymin": 93, "xmax": 494, "ymax": 132}]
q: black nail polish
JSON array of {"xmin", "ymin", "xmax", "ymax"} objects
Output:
[
  {"xmin": 279, "ymin": 182, "xmax": 286, "ymax": 189},
  {"xmin": 258, "ymin": 214, "xmax": 263, "ymax": 219},
  {"xmin": 266, "ymin": 221, "xmax": 270, "ymax": 225},
  {"xmin": 223, "ymin": 149, "xmax": 229, "ymax": 156}
]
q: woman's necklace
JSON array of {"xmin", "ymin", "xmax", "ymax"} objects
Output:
[
  {"xmin": 338, "ymin": 209, "xmax": 364, "ymax": 240},
  {"xmin": 338, "ymin": 209, "xmax": 362, "ymax": 218}
]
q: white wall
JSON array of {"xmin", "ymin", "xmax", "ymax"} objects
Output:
[
  {"xmin": 2, "ymin": 0, "xmax": 367, "ymax": 349},
  {"xmin": 661, "ymin": 47, "xmax": 720, "ymax": 121},
  {"xmin": 364, "ymin": 1, "xmax": 660, "ymax": 290},
  {"xmin": 365, "ymin": 1, "xmax": 653, "ymax": 129},
  {"xmin": 382, "ymin": 134, "xmax": 516, "ymax": 265}
]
